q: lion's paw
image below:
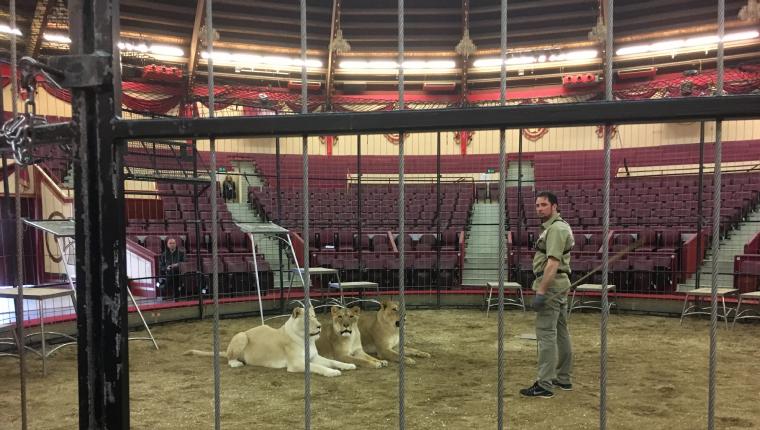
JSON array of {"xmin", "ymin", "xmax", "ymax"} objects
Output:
[
  {"xmin": 324, "ymin": 369, "xmax": 342, "ymax": 377},
  {"xmin": 228, "ymin": 359, "xmax": 245, "ymax": 368},
  {"xmin": 340, "ymin": 363, "xmax": 357, "ymax": 371},
  {"xmin": 418, "ymin": 352, "xmax": 431, "ymax": 358},
  {"xmin": 376, "ymin": 360, "xmax": 389, "ymax": 368},
  {"xmin": 404, "ymin": 357, "xmax": 416, "ymax": 365}
]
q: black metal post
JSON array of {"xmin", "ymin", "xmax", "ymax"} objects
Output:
[
  {"xmin": 357, "ymin": 134, "xmax": 363, "ymax": 276},
  {"xmin": 70, "ymin": 0, "xmax": 129, "ymax": 428},
  {"xmin": 435, "ymin": 131, "xmax": 442, "ymax": 308},
  {"xmin": 276, "ymin": 136, "xmax": 285, "ymax": 313},
  {"xmin": 0, "ymin": 75, "xmax": 6, "ymax": 206},
  {"xmin": 1, "ymin": 153, "xmax": 9, "ymax": 213},
  {"xmin": 1, "ymin": 152, "xmax": 13, "ymax": 290},
  {"xmin": 695, "ymin": 122, "xmax": 705, "ymax": 289}
]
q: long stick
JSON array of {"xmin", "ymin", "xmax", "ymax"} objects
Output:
[
  {"xmin": 540, "ymin": 239, "xmax": 643, "ymax": 303},
  {"xmin": 571, "ymin": 239, "xmax": 642, "ymax": 288}
]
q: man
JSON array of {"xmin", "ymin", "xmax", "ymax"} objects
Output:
[
  {"xmin": 159, "ymin": 237, "xmax": 186, "ymax": 299},
  {"xmin": 520, "ymin": 191, "xmax": 575, "ymax": 399}
]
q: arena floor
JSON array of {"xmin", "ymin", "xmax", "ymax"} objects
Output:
[{"xmin": 1, "ymin": 308, "xmax": 759, "ymax": 429}]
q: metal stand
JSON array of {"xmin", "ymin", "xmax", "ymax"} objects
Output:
[{"xmin": 23, "ymin": 219, "xmax": 159, "ymax": 349}]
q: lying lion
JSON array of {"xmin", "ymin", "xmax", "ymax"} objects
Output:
[
  {"xmin": 316, "ymin": 306, "xmax": 388, "ymax": 369},
  {"xmin": 185, "ymin": 307, "xmax": 356, "ymax": 377},
  {"xmin": 358, "ymin": 300, "xmax": 431, "ymax": 365}
]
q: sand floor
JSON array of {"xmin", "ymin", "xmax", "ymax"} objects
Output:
[{"xmin": 1, "ymin": 308, "xmax": 759, "ymax": 429}]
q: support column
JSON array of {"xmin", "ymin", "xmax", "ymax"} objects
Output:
[{"xmin": 69, "ymin": 0, "xmax": 129, "ymax": 428}]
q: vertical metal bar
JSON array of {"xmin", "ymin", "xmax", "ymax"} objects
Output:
[
  {"xmin": 191, "ymin": 104, "xmax": 202, "ymax": 315},
  {"xmin": 1, "ymin": 154, "xmax": 9, "ymax": 209},
  {"xmin": 435, "ymin": 131, "xmax": 442, "ymax": 309},
  {"xmin": 204, "ymin": 0, "xmax": 222, "ymax": 428},
  {"xmin": 9, "ymin": 2, "xmax": 27, "ymax": 428},
  {"xmin": 397, "ymin": 1, "xmax": 407, "ymax": 429},
  {"xmin": 300, "ymin": 2, "xmax": 312, "ymax": 429},
  {"xmin": 600, "ymin": 1, "xmax": 614, "ymax": 429},
  {"xmin": 250, "ymin": 236, "xmax": 265, "ymax": 325},
  {"xmin": 516, "ymin": 130, "xmax": 522, "ymax": 283},
  {"xmin": 357, "ymin": 134, "xmax": 363, "ymax": 280},
  {"xmin": 695, "ymin": 122, "xmax": 705, "ymax": 289},
  {"xmin": 69, "ymin": 0, "xmax": 130, "ymax": 427},
  {"xmin": 0, "ymin": 85, "xmax": 8, "ymax": 205},
  {"xmin": 192, "ymin": 145, "xmax": 203, "ymax": 314},
  {"xmin": 497, "ymin": 1, "xmax": 507, "ymax": 428},
  {"xmin": 276, "ymin": 137, "xmax": 285, "ymax": 313},
  {"xmin": 709, "ymin": 3, "xmax": 725, "ymax": 428}
]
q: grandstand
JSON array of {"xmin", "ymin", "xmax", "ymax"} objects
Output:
[{"xmin": 2, "ymin": 1, "xmax": 760, "ymax": 429}]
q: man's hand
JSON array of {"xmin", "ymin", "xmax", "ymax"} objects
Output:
[{"xmin": 532, "ymin": 293, "xmax": 547, "ymax": 312}]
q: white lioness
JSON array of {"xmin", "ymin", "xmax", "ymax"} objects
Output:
[
  {"xmin": 358, "ymin": 300, "xmax": 431, "ymax": 365},
  {"xmin": 185, "ymin": 307, "xmax": 356, "ymax": 377},
  {"xmin": 316, "ymin": 306, "xmax": 388, "ymax": 369}
]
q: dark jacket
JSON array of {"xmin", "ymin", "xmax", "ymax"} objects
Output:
[{"xmin": 160, "ymin": 248, "xmax": 185, "ymax": 275}]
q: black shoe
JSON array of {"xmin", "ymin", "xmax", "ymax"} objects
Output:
[
  {"xmin": 520, "ymin": 382, "xmax": 554, "ymax": 398},
  {"xmin": 551, "ymin": 380, "xmax": 573, "ymax": 391}
]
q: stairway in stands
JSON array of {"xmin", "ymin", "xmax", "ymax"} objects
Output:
[
  {"xmin": 228, "ymin": 161, "xmax": 303, "ymax": 289},
  {"xmin": 233, "ymin": 160, "xmax": 266, "ymax": 190},
  {"xmin": 461, "ymin": 202, "xmax": 502, "ymax": 286},
  {"xmin": 461, "ymin": 160, "xmax": 534, "ymax": 286},
  {"xmin": 678, "ymin": 208, "xmax": 760, "ymax": 291},
  {"xmin": 62, "ymin": 165, "xmax": 75, "ymax": 189}
]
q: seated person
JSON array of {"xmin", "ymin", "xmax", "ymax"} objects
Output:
[{"xmin": 159, "ymin": 237, "xmax": 186, "ymax": 299}]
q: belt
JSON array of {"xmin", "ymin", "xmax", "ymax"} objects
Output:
[{"xmin": 534, "ymin": 269, "xmax": 570, "ymax": 277}]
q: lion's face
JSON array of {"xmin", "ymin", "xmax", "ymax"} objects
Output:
[
  {"xmin": 379, "ymin": 300, "xmax": 402, "ymax": 328},
  {"xmin": 291, "ymin": 306, "xmax": 322, "ymax": 339},
  {"xmin": 330, "ymin": 306, "xmax": 360, "ymax": 337}
]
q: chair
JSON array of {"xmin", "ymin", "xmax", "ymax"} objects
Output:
[
  {"xmin": 337, "ymin": 231, "xmax": 356, "ymax": 251},
  {"xmin": 372, "ymin": 234, "xmax": 392, "ymax": 252},
  {"xmin": 680, "ymin": 287, "xmax": 738, "ymax": 328},
  {"xmin": 732, "ymin": 291, "xmax": 760, "ymax": 327},
  {"xmin": 485, "ymin": 281, "xmax": 525, "ymax": 316},
  {"xmin": 416, "ymin": 234, "xmax": 437, "ymax": 252}
]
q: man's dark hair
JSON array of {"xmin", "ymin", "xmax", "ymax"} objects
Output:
[{"xmin": 536, "ymin": 191, "xmax": 559, "ymax": 206}]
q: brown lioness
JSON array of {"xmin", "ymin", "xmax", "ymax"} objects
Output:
[
  {"xmin": 358, "ymin": 300, "xmax": 431, "ymax": 365},
  {"xmin": 185, "ymin": 307, "xmax": 356, "ymax": 377},
  {"xmin": 316, "ymin": 306, "xmax": 388, "ymax": 369}
]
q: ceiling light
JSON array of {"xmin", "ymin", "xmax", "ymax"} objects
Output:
[
  {"xmin": 43, "ymin": 33, "xmax": 71, "ymax": 44},
  {"xmin": 43, "ymin": 33, "xmax": 185, "ymax": 57},
  {"xmin": 202, "ymin": 51, "xmax": 322, "ymax": 68},
  {"xmin": 149, "ymin": 44, "xmax": 184, "ymax": 57},
  {"xmin": 338, "ymin": 59, "xmax": 455, "ymax": 70},
  {"xmin": 473, "ymin": 49, "xmax": 597, "ymax": 68},
  {"xmin": 616, "ymin": 30, "xmax": 760, "ymax": 56},
  {"xmin": 0, "ymin": 24, "xmax": 22, "ymax": 36}
]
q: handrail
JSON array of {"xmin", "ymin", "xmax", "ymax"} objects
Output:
[
  {"xmin": 744, "ymin": 231, "xmax": 760, "ymax": 254},
  {"xmin": 34, "ymin": 164, "xmax": 72, "ymax": 202}
]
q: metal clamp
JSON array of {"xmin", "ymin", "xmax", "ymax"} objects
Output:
[{"xmin": 45, "ymin": 52, "xmax": 112, "ymax": 88}]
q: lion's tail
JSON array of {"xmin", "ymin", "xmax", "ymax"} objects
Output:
[{"xmin": 183, "ymin": 349, "xmax": 228, "ymax": 359}]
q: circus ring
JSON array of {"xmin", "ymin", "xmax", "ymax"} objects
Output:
[{"xmin": 2, "ymin": 301, "xmax": 760, "ymax": 429}]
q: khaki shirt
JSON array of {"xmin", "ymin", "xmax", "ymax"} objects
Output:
[{"xmin": 532, "ymin": 213, "xmax": 574, "ymax": 281}]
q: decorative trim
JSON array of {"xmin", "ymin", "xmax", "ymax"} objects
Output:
[
  {"xmin": 596, "ymin": 124, "xmax": 619, "ymax": 139},
  {"xmin": 383, "ymin": 132, "xmax": 409, "ymax": 145}
]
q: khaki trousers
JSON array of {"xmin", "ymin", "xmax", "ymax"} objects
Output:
[{"xmin": 535, "ymin": 287, "xmax": 573, "ymax": 391}]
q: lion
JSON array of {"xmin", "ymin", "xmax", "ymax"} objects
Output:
[
  {"xmin": 358, "ymin": 300, "xmax": 431, "ymax": 365},
  {"xmin": 185, "ymin": 307, "xmax": 356, "ymax": 377},
  {"xmin": 315, "ymin": 306, "xmax": 388, "ymax": 369}
]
